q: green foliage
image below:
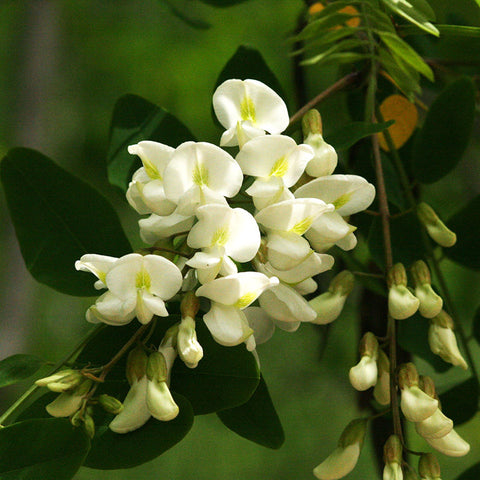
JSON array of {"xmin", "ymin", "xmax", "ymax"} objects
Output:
[
  {"xmin": 456, "ymin": 462, "xmax": 480, "ymax": 480},
  {"xmin": 0, "ymin": 148, "xmax": 131, "ymax": 296},
  {"xmin": 439, "ymin": 377, "xmax": 479, "ymax": 426},
  {"xmin": 327, "ymin": 120, "xmax": 394, "ymax": 150},
  {"xmin": 217, "ymin": 375, "xmax": 284, "ymax": 449},
  {"xmin": 0, "ymin": 354, "xmax": 45, "ymax": 388},
  {"xmin": 380, "ymin": 0, "xmax": 439, "ymax": 35},
  {"xmin": 107, "ymin": 94, "xmax": 194, "ymax": 192},
  {"xmin": 472, "ymin": 306, "xmax": 480, "ymax": 344},
  {"xmin": 0, "ymin": 418, "xmax": 90, "ymax": 480},
  {"xmin": 445, "ymin": 195, "xmax": 480, "ymax": 271},
  {"xmin": 412, "ymin": 78, "xmax": 475, "ymax": 184},
  {"xmin": 85, "ymin": 393, "xmax": 194, "ymax": 470}
]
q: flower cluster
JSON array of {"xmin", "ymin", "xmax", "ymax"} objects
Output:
[{"xmin": 38, "ymin": 79, "xmax": 375, "ymax": 432}]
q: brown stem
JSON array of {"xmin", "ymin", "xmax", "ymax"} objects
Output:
[{"xmin": 288, "ymin": 71, "xmax": 360, "ymax": 125}]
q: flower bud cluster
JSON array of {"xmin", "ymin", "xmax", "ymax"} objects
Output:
[{"xmin": 398, "ymin": 364, "xmax": 470, "ymax": 457}]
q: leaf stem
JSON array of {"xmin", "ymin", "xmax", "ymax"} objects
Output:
[{"xmin": 0, "ymin": 325, "xmax": 104, "ymax": 425}]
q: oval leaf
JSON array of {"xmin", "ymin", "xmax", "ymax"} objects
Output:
[
  {"xmin": 214, "ymin": 45, "xmax": 285, "ymax": 99},
  {"xmin": 0, "ymin": 418, "xmax": 90, "ymax": 480},
  {"xmin": 0, "ymin": 148, "xmax": 131, "ymax": 296},
  {"xmin": 217, "ymin": 375, "xmax": 284, "ymax": 449},
  {"xmin": 327, "ymin": 120, "xmax": 394, "ymax": 151},
  {"xmin": 0, "ymin": 354, "xmax": 45, "ymax": 388},
  {"xmin": 439, "ymin": 377, "xmax": 479, "ymax": 426},
  {"xmin": 84, "ymin": 393, "xmax": 194, "ymax": 470},
  {"xmin": 412, "ymin": 77, "xmax": 475, "ymax": 184},
  {"xmin": 107, "ymin": 94, "xmax": 194, "ymax": 191},
  {"xmin": 445, "ymin": 195, "xmax": 480, "ymax": 270}
]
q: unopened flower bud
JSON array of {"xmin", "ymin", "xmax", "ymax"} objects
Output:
[
  {"xmin": 411, "ymin": 261, "xmax": 443, "ymax": 318},
  {"xmin": 388, "ymin": 264, "xmax": 419, "ymax": 320},
  {"xmin": 309, "ymin": 271, "xmax": 354, "ymax": 324},
  {"xmin": 425, "ymin": 428, "xmax": 470, "ymax": 457},
  {"xmin": 417, "ymin": 203, "xmax": 456, "ymax": 248},
  {"xmin": 146, "ymin": 351, "xmax": 168, "ymax": 383},
  {"xmin": 70, "ymin": 409, "xmax": 84, "ymax": 427},
  {"xmin": 126, "ymin": 347, "xmax": 148, "ymax": 385},
  {"xmin": 83, "ymin": 412, "xmax": 96, "ymax": 439},
  {"xmin": 313, "ymin": 419, "xmax": 367, "ymax": 480},
  {"xmin": 418, "ymin": 453, "xmax": 441, "ymax": 480},
  {"xmin": 349, "ymin": 333, "xmax": 378, "ymax": 391},
  {"xmin": 419, "ymin": 375, "xmax": 436, "ymax": 399},
  {"xmin": 374, "ymin": 350, "xmax": 391, "ymax": 405},
  {"xmin": 177, "ymin": 316, "xmax": 203, "ymax": 368},
  {"xmin": 415, "ymin": 408, "xmax": 453, "ymax": 440},
  {"xmin": 98, "ymin": 394, "xmax": 124, "ymax": 415},
  {"xmin": 429, "ymin": 313, "xmax": 468, "ymax": 370},
  {"xmin": 46, "ymin": 379, "xmax": 92, "ymax": 418},
  {"xmin": 398, "ymin": 364, "xmax": 438, "ymax": 422},
  {"xmin": 146, "ymin": 379, "xmax": 179, "ymax": 421},
  {"xmin": 35, "ymin": 369, "xmax": 83, "ymax": 392},
  {"xmin": 383, "ymin": 435, "xmax": 403, "ymax": 480},
  {"xmin": 180, "ymin": 291, "xmax": 200, "ymax": 319},
  {"xmin": 302, "ymin": 109, "xmax": 323, "ymax": 136}
]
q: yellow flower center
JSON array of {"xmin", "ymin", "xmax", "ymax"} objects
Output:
[
  {"xmin": 290, "ymin": 216, "xmax": 314, "ymax": 235},
  {"xmin": 269, "ymin": 156, "xmax": 289, "ymax": 177},
  {"xmin": 240, "ymin": 95, "xmax": 256, "ymax": 123},
  {"xmin": 193, "ymin": 162, "xmax": 209, "ymax": 187},
  {"xmin": 234, "ymin": 292, "xmax": 257, "ymax": 309},
  {"xmin": 135, "ymin": 268, "xmax": 151, "ymax": 290},
  {"xmin": 211, "ymin": 227, "xmax": 229, "ymax": 247},
  {"xmin": 332, "ymin": 193, "xmax": 351, "ymax": 210}
]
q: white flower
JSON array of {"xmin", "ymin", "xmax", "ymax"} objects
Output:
[
  {"xmin": 425, "ymin": 428, "xmax": 470, "ymax": 457},
  {"xmin": 415, "ymin": 408, "xmax": 453, "ymax": 440},
  {"xmin": 349, "ymin": 356, "xmax": 378, "ymax": 391},
  {"xmin": 139, "ymin": 210, "xmax": 195, "ymax": 244},
  {"xmin": 86, "ymin": 253, "xmax": 183, "ymax": 325},
  {"xmin": 45, "ymin": 379, "xmax": 92, "ymax": 417},
  {"xmin": 75, "ymin": 254, "xmax": 118, "ymax": 290},
  {"xmin": 195, "ymin": 272, "xmax": 279, "ymax": 349},
  {"xmin": 428, "ymin": 322, "xmax": 468, "ymax": 370},
  {"xmin": 388, "ymin": 285, "xmax": 420, "ymax": 320},
  {"xmin": 162, "ymin": 141, "xmax": 243, "ymax": 216},
  {"xmin": 313, "ymin": 419, "xmax": 367, "ymax": 480},
  {"xmin": 236, "ymin": 135, "xmax": 314, "ymax": 208},
  {"xmin": 400, "ymin": 385, "xmax": 438, "ymax": 422},
  {"xmin": 304, "ymin": 133, "xmax": 338, "ymax": 177},
  {"xmin": 186, "ymin": 204, "xmax": 260, "ymax": 283},
  {"xmin": 177, "ymin": 316, "xmax": 203, "ymax": 368},
  {"xmin": 213, "ymin": 78, "xmax": 289, "ymax": 147},
  {"xmin": 295, "ymin": 175, "xmax": 375, "ymax": 252},
  {"xmin": 126, "ymin": 141, "xmax": 176, "ymax": 216}
]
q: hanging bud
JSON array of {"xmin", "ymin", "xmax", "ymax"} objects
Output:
[
  {"xmin": 417, "ymin": 203, "xmax": 456, "ymax": 248},
  {"xmin": 398, "ymin": 363, "xmax": 438, "ymax": 422},
  {"xmin": 425, "ymin": 428, "xmax": 470, "ymax": 457},
  {"xmin": 35, "ymin": 369, "xmax": 83, "ymax": 393},
  {"xmin": 98, "ymin": 394, "xmax": 124, "ymax": 415},
  {"xmin": 374, "ymin": 350, "xmax": 391, "ymax": 406},
  {"xmin": 428, "ymin": 311, "xmax": 468, "ymax": 370},
  {"xmin": 349, "ymin": 333, "xmax": 378, "ymax": 391},
  {"xmin": 310, "ymin": 271, "xmax": 354, "ymax": 325},
  {"xmin": 177, "ymin": 316, "xmax": 203, "ymax": 368},
  {"xmin": 415, "ymin": 376, "xmax": 453, "ymax": 440},
  {"xmin": 126, "ymin": 346, "xmax": 148, "ymax": 385},
  {"xmin": 46, "ymin": 379, "xmax": 92, "ymax": 418},
  {"xmin": 418, "ymin": 453, "xmax": 441, "ymax": 480},
  {"xmin": 83, "ymin": 411, "xmax": 96, "ymax": 439},
  {"xmin": 313, "ymin": 419, "xmax": 367, "ymax": 480},
  {"xmin": 146, "ymin": 379, "xmax": 179, "ymax": 422},
  {"xmin": 411, "ymin": 261, "xmax": 443, "ymax": 318},
  {"xmin": 383, "ymin": 435, "xmax": 403, "ymax": 480},
  {"xmin": 146, "ymin": 351, "xmax": 168, "ymax": 383},
  {"xmin": 387, "ymin": 264, "xmax": 419, "ymax": 320}
]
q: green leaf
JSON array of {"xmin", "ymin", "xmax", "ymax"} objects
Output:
[
  {"xmin": 75, "ymin": 318, "xmax": 260, "ymax": 416},
  {"xmin": 326, "ymin": 120, "xmax": 394, "ymax": 151},
  {"xmin": 439, "ymin": 377, "xmax": 479, "ymax": 426},
  {"xmin": 107, "ymin": 94, "xmax": 194, "ymax": 192},
  {"xmin": 292, "ymin": 27, "xmax": 359, "ymax": 56},
  {"xmin": 294, "ymin": 12, "xmax": 359, "ymax": 42},
  {"xmin": 0, "ymin": 418, "xmax": 90, "ymax": 480},
  {"xmin": 445, "ymin": 195, "xmax": 480, "ymax": 271},
  {"xmin": 300, "ymin": 38, "xmax": 369, "ymax": 66},
  {"xmin": 0, "ymin": 354, "xmax": 45, "ymax": 388},
  {"xmin": 412, "ymin": 77, "xmax": 475, "ymax": 184},
  {"xmin": 215, "ymin": 45, "xmax": 285, "ymax": 99},
  {"xmin": 456, "ymin": 462, "xmax": 480, "ymax": 480},
  {"xmin": 380, "ymin": 0, "xmax": 439, "ymax": 36},
  {"xmin": 198, "ymin": 0, "xmax": 249, "ymax": 6},
  {"xmin": 85, "ymin": 393, "xmax": 194, "ymax": 470},
  {"xmin": 367, "ymin": 212, "xmax": 426, "ymax": 268},
  {"xmin": 0, "ymin": 148, "xmax": 131, "ymax": 296},
  {"xmin": 472, "ymin": 306, "xmax": 480, "ymax": 345},
  {"xmin": 217, "ymin": 375, "xmax": 284, "ymax": 449},
  {"xmin": 408, "ymin": 0, "xmax": 436, "ymax": 21},
  {"xmin": 436, "ymin": 24, "xmax": 480, "ymax": 37},
  {"xmin": 397, "ymin": 314, "xmax": 452, "ymax": 372},
  {"xmin": 162, "ymin": 0, "xmax": 211, "ymax": 29},
  {"xmin": 378, "ymin": 31, "xmax": 434, "ymax": 81}
]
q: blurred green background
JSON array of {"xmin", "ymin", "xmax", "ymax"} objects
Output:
[{"xmin": 0, "ymin": 1, "xmax": 479, "ymax": 479}]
